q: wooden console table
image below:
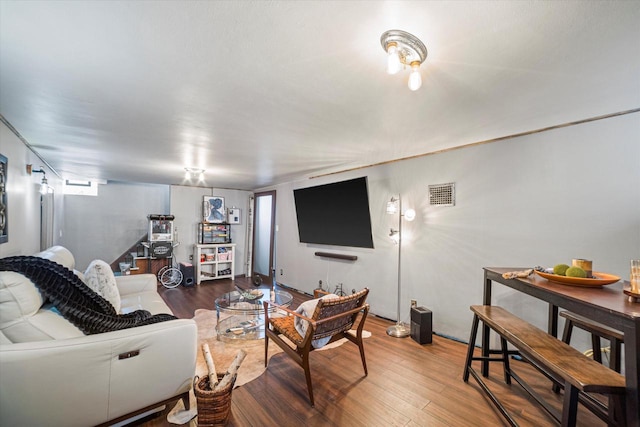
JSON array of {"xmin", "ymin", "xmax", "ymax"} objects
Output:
[{"xmin": 481, "ymin": 267, "xmax": 640, "ymax": 426}]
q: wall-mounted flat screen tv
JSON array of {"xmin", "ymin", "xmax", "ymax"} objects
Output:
[{"xmin": 293, "ymin": 177, "xmax": 374, "ymax": 248}]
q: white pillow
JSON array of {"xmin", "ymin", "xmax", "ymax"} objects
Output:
[{"xmin": 84, "ymin": 260, "xmax": 121, "ymax": 313}]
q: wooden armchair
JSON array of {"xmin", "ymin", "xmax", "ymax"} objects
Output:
[{"xmin": 263, "ymin": 288, "xmax": 370, "ymax": 406}]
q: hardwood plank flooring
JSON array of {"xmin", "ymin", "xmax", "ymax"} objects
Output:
[{"xmin": 133, "ymin": 278, "xmax": 608, "ymax": 427}]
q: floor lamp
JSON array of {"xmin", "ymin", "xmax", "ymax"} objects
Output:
[{"xmin": 386, "ymin": 196, "xmax": 415, "ymax": 338}]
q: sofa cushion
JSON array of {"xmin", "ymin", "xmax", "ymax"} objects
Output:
[
  {"xmin": 1, "ymin": 306, "xmax": 84, "ymax": 343},
  {"xmin": 0, "ymin": 268, "xmax": 86, "ymax": 343},
  {"xmin": 120, "ymin": 291, "xmax": 172, "ymax": 316},
  {"xmin": 35, "ymin": 245, "xmax": 75, "ymax": 270},
  {"xmin": 84, "ymin": 260, "xmax": 121, "ymax": 313},
  {"xmin": 0, "ymin": 271, "xmax": 45, "ymax": 328}
]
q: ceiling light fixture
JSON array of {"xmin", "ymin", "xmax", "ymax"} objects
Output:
[
  {"xmin": 184, "ymin": 168, "xmax": 205, "ymax": 182},
  {"xmin": 380, "ymin": 30, "xmax": 428, "ymax": 91}
]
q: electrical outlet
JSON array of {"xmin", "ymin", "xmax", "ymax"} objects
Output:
[
  {"xmin": 189, "ymin": 254, "xmax": 193, "ymax": 260},
  {"xmin": 411, "ymin": 299, "xmax": 417, "ymax": 307},
  {"xmin": 280, "ymin": 269, "xmax": 283, "ymax": 275}
]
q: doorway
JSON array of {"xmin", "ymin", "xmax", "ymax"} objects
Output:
[
  {"xmin": 251, "ymin": 190, "xmax": 276, "ymax": 286},
  {"xmin": 40, "ymin": 192, "xmax": 54, "ymax": 251}
]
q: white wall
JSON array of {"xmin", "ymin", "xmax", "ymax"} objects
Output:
[
  {"xmin": 62, "ymin": 181, "xmax": 169, "ymax": 270},
  {"xmin": 0, "ymin": 121, "xmax": 63, "ymax": 258},
  {"xmin": 170, "ymin": 185, "xmax": 252, "ymax": 277},
  {"xmin": 269, "ymin": 113, "xmax": 640, "ymax": 349}
]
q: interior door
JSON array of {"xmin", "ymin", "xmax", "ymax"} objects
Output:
[{"xmin": 251, "ymin": 190, "xmax": 276, "ymax": 286}]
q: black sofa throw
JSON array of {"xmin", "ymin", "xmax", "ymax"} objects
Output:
[{"xmin": 0, "ymin": 256, "xmax": 176, "ymax": 335}]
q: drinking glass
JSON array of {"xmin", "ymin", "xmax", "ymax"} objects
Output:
[{"xmin": 631, "ymin": 259, "xmax": 640, "ymax": 294}]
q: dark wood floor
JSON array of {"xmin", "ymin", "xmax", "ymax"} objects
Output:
[{"xmin": 134, "ymin": 277, "xmax": 607, "ymax": 427}]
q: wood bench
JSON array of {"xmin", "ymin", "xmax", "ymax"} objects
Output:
[{"xmin": 463, "ymin": 305, "xmax": 626, "ymax": 427}]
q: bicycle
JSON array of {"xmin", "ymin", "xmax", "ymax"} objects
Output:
[
  {"xmin": 332, "ymin": 282, "xmax": 347, "ymax": 297},
  {"xmin": 144, "ymin": 241, "xmax": 183, "ymax": 288}
]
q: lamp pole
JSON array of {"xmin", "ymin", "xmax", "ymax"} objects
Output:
[{"xmin": 387, "ymin": 196, "xmax": 410, "ymax": 338}]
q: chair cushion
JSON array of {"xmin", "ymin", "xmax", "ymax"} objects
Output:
[
  {"xmin": 271, "ymin": 316, "xmax": 304, "ymax": 346},
  {"xmin": 84, "ymin": 260, "xmax": 121, "ymax": 313}
]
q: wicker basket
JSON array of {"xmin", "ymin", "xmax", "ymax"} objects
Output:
[{"xmin": 194, "ymin": 373, "xmax": 237, "ymax": 427}]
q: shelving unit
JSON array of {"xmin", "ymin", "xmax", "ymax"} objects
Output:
[
  {"xmin": 198, "ymin": 223, "xmax": 231, "ymax": 244},
  {"xmin": 194, "ymin": 243, "xmax": 236, "ymax": 284}
]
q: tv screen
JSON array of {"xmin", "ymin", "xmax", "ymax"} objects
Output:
[{"xmin": 293, "ymin": 177, "xmax": 374, "ymax": 248}]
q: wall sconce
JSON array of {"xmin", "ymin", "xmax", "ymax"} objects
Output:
[
  {"xmin": 26, "ymin": 164, "xmax": 50, "ymax": 195},
  {"xmin": 386, "ymin": 195, "xmax": 416, "ymax": 338},
  {"xmin": 184, "ymin": 167, "xmax": 205, "ymax": 182},
  {"xmin": 380, "ymin": 30, "xmax": 428, "ymax": 91}
]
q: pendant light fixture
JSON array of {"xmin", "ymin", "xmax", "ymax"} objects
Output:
[{"xmin": 380, "ymin": 30, "xmax": 428, "ymax": 91}]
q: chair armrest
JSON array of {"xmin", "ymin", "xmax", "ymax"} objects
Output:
[
  {"xmin": 313, "ymin": 289, "xmax": 330, "ymax": 298},
  {"xmin": 263, "ymin": 301, "xmax": 314, "ymax": 323},
  {"xmin": 0, "ymin": 319, "xmax": 196, "ymax": 426},
  {"xmin": 116, "ymin": 274, "xmax": 158, "ymax": 296}
]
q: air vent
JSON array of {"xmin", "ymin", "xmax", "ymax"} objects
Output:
[{"xmin": 429, "ymin": 183, "xmax": 455, "ymax": 206}]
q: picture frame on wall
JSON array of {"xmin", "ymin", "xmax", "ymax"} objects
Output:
[
  {"xmin": 203, "ymin": 196, "xmax": 225, "ymax": 223},
  {"xmin": 228, "ymin": 208, "xmax": 241, "ymax": 224},
  {"xmin": 0, "ymin": 154, "xmax": 7, "ymax": 244}
]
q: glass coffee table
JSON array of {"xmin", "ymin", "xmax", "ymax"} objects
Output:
[{"xmin": 214, "ymin": 289, "xmax": 293, "ymax": 341}]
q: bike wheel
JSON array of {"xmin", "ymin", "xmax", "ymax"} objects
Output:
[
  {"xmin": 157, "ymin": 265, "xmax": 169, "ymax": 281},
  {"xmin": 160, "ymin": 267, "xmax": 183, "ymax": 288}
]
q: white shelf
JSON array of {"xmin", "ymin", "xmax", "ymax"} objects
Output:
[{"xmin": 194, "ymin": 243, "xmax": 235, "ymax": 284}]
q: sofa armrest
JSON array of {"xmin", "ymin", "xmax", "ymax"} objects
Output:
[
  {"xmin": 116, "ymin": 273, "xmax": 158, "ymax": 296},
  {"xmin": 0, "ymin": 319, "xmax": 197, "ymax": 427}
]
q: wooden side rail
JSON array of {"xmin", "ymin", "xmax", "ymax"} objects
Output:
[{"xmin": 463, "ymin": 305, "xmax": 626, "ymax": 427}]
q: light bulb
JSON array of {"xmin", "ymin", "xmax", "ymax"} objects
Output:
[
  {"xmin": 198, "ymin": 172, "xmax": 205, "ymax": 182},
  {"xmin": 185, "ymin": 169, "xmax": 191, "ymax": 180},
  {"xmin": 386, "ymin": 200, "xmax": 398, "ymax": 214},
  {"xmin": 408, "ymin": 61, "xmax": 422, "ymax": 91},
  {"xmin": 386, "ymin": 43, "xmax": 401, "ymax": 75},
  {"xmin": 404, "ymin": 208, "xmax": 416, "ymax": 221},
  {"xmin": 40, "ymin": 178, "xmax": 48, "ymax": 195}
]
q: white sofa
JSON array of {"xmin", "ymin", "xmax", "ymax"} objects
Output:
[{"xmin": 0, "ymin": 246, "xmax": 197, "ymax": 426}]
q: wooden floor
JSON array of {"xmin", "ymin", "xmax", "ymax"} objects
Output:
[{"xmin": 134, "ymin": 277, "xmax": 608, "ymax": 427}]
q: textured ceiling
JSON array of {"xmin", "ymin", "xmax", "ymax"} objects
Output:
[{"xmin": 1, "ymin": 1, "xmax": 639, "ymax": 190}]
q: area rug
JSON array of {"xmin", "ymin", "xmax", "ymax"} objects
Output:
[{"xmin": 167, "ymin": 308, "xmax": 370, "ymax": 424}]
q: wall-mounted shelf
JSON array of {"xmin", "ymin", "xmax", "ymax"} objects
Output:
[{"xmin": 314, "ymin": 252, "xmax": 358, "ymax": 261}]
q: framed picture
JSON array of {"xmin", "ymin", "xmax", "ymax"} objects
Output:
[
  {"xmin": 0, "ymin": 154, "xmax": 7, "ymax": 244},
  {"xmin": 228, "ymin": 208, "xmax": 241, "ymax": 224},
  {"xmin": 203, "ymin": 196, "xmax": 225, "ymax": 223}
]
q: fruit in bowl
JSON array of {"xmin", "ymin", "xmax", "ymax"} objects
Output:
[
  {"xmin": 565, "ymin": 266, "xmax": 587, "ymax": 278},
  {"xmin": 553, "ymin": 264, "xmax": 570, "ymax": 276}
]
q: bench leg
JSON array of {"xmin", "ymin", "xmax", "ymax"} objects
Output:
[
  {"xmin": 610, "ymin": 338, "xmax": 622, "ymax": 373},
  {"xmin": 554, "ymin": 319, "xmax": 575, "ymax": 393},
  {"xmin": 463, "ymin": 314, "xmax": 480, "ymax": 382},
  {"xmin": 608, "ymin": 394, "xmax": 627, "ymax": 427},
  {"xmin": 591, "ymin": 334, "xmax": 602, "ymax": 363},
  {"xmin": 500, "ymin": 337, "xmax": 511, "ymax": 385},
  {"xmin": 562, "ymin": 383, "xmax": 579, "ymax": 427}
]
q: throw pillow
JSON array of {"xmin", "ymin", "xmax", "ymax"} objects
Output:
[{"xmin": 84, "ymin": 260, "xmax": 121, "ymax": 313}]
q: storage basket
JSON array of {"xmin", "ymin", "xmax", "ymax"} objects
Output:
[{"xmin": 194, "ymin": 373, "xmax": 237, "ymax": 427}]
